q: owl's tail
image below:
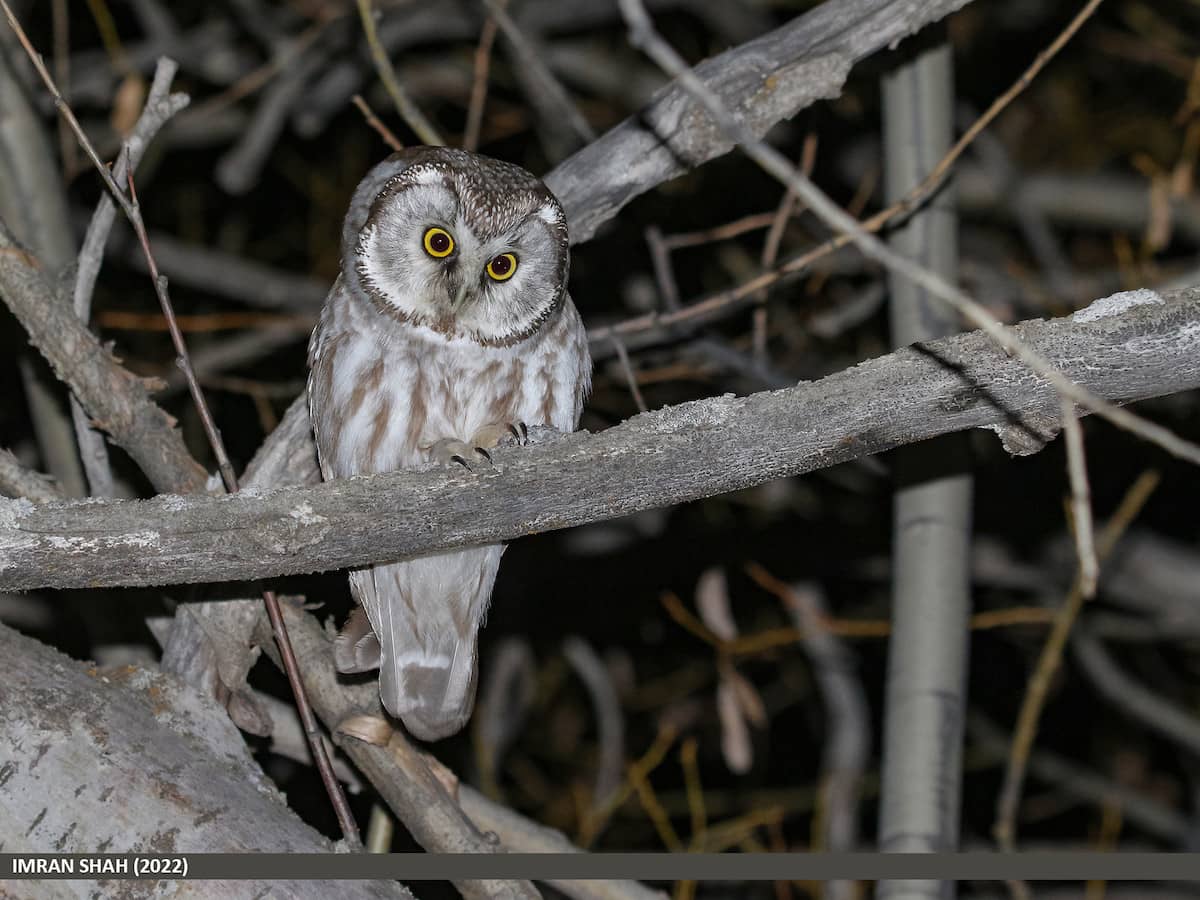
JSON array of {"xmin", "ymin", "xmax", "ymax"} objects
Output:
[{"xmin": 346, "ymin": 545, "xmax": 503, "ymax": 741}]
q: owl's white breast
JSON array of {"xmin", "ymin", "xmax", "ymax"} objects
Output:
[{"xmin": 308, "ymin": 277, "xmax": 589, "ymax": 479}]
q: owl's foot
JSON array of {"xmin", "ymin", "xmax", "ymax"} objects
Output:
[
  {"xmin": 471, "ymin": 420, "xmax": 529, "ymax": 450},
  {"xmin": 426, "ymin": 422, "xmax": 528, "ymax": 470},
  {"xmin": 427, "ymin": 437, "xmax": 494, "ymax": 470}
]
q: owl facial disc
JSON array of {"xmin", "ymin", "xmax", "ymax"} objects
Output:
[{"xmin": 346, "ymin": 148, "xmax": 570, "ymax": 347}]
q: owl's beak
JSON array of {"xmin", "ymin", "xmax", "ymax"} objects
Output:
[{"xmin": 451, "ymin": 281, "xmax": 472, "ymax": 307}]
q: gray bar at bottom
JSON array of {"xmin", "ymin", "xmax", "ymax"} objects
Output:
[{"xmin": 3, "ymin": 853, "xmax": 1198, "ymax": 881}]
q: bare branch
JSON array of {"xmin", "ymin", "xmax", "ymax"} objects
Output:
[
  {"xmin": 0, "ymin": 622, "xmax": 410, "ymax": 899},
  {"xmin": 0, "ymin": 448, "xmax": 63, "ymax": 503},
  {"xmin": 355, "ymin": 0, "xmax": 443, "ymax": 146},
  {"xmin": 482, "ymin": 0, "xmax": 594, "ymax": 158},
  {"xmin": 0, "ymin": 220, "xmax": 208, "ymax": 494},
  {"xmin": 564, "ymin": 637, "xmax": 626, "ymax": 812},
  {"xmin": 255, "ymin": 606, "xmax": 540, "ymax": 900},
  {"xmin": 616, "ymin": 0, "xmax": 1200, "ymax": 469},
  {"xmin": 993, "ymin": 470, "xmax": 1160, "ymax": 853},
  {"xmin": 784, "ymin": 582, "xmax": 869, "ymax": 884},
  {"xmin": 71, "ymin": 57, "xmax": 190, "ymax": 498},
  {"xmin": 547, "ymin": 0, "xmax": 978, "ymax": 244},
  {"xmin": 3, "ymin": 287, "xmax": 1198, "ymax": 591},
  {"xmin": 0, "ymin": 1, "xmax": 358, "ymax": 842}
]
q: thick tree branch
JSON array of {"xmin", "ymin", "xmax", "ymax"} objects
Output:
[
  {"xmin": 0, "ymin": 448, "xmax": 63, "ymax": 503},
  {"xmin": 0, "ymin": 623, "xmax": 409, "ymax": 899},
  {"xmin": 252, "ymin": 600, "xmax": 650, "ymax": 900},
  {"xmin": 256, "ymin": 605, "xmax": 540, "ymax": 900},
  {"xmin": 547, "ymin": 0, "xmax": 975, "ymax": 244},
  {"xmin": 0, "ymin": 50, "xmax": 87, "ymax": 499},
  {"xmin": 2, "ymin": 287, "xmax": 1197, "ymax": 592},
  {"xmin": 0, "ymin": 219, "xmax": 208, "ymax": 495}
]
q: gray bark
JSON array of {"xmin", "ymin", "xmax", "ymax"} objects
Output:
[
  {"xmin": 876, "ymin": 41, "xmax": 971, "ymax": 900},
  {"xmin": 252, "ymin": 605, "xmax": 540, "ymax": 900},
  {"xmin": 457, "ymin": 784, "xmax": 667, "ymax": 900},
  {"xmin": 158, "ymin": 396, "xmax": 322, "ymax": 735},
  {"xmin": 547, "ymin": 0, "xmax": 975, "ymax": 244},
  {"xmin": 68, "ymin": 58, "xmax": 190, "ymax": 500},
  {"xmin": 0, "ymin": 218, "xmax": 209, "ymax": 495},
  {"xmin": 0, "ymin": 622, "xmax": 410, "ymax": 900},
  {"xmin": 1, "ymin": 286, "xmax": 1198, "ymax": 591},
  {"xmin": 0, "ymin": 52, "xmax": 86, "ymax": 499},
  {"xmin": 0, "ymin": 448, "xmax": 63, "ymax": 503}
]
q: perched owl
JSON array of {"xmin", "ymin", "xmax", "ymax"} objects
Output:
[{"xmin": 307, "ymin": 148, "xmax": 591, "ymax": 740}]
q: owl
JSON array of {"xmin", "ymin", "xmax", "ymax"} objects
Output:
[{"xmin": 307, "ymin": 147, "xmax": 591, "ymax": 741}]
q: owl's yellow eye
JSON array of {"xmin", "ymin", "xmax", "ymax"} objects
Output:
[
  {"xmin": 423, "ymin": 227, "xmax": 455, "ymax": 258},
  {"xmin": 486, "ymin": 253, "xmax": 518, "ymax": 281}
]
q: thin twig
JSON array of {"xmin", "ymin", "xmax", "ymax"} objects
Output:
[
  {"xmin": 679, "ymin": 737, "xmax": 706, "ymax": 850},
  {"xmin": 480, "ymin": 0, "xmax": 595, "ymax": 147},
  {"xmin": 610, "ymin": 333, "xmax": 648, "ymax": 413},
  {"xmin": 754, "ymin": 135, "xmax": 816, "ymax": 360},
  {"xmin": 365, "ymin": 803, "xmax": 394, "ymax": 853},
  {"xmin": 0, "ymin": 0, "xmax": 361, "ymax": 848},
  {"xmin": 783, "ymin": 582, "xmax": 868, "ymax": 881},
  {"xmin": 71, "ymin": 58, "xmax": 189, "ymax": 499},
  {"xmin": 579, "ymin": 725, "xmax": 678, "ymax": 848},
  {"xmin": 1072, "ymin": 624, "xmax": 1200, "ymax": 757},
  {"xmin": 616, "ymin": 0, "xmax": 1200, "ymax": 469},
  {"xmin": 592, "ymin": 0, "xmax": 1109, "ymax": 351},
  {"xmin": 182, "ymin": 20, "xmax": 326, "ymax": 121},
  {"xmin": 564, "ymin": 637, "xmax": 626, "ymax": 815},
  {"xmin": 1061, "ymin": 400, "xmax": 1099, "ymax": 596},
  {"xmin": 472, "ymin": 637, "xmax": 537, "ymax": 799},
  {"xmin": 630, "ymin": 764, "xmax": 682, "ymax": 851},
  {"xmin": 645, "ymin": 225, "xmax": 682, "ymax": 312},
  {"xmin": 675, "ymin": 575, "xmax": 1057, "ymax": 654},
  {"xmin": 355, "ymin": 0, "xmax": 443, "ymax": 146},
  {"xmin": 50, "ymin": 0, "xmax": 76, "ymax": 180},
  {"xmin": 463, "ymin": 2, "xmax": 502, "ymax": 152},
  {"xmin": 992, "ymin": 470, "xmax": 1160, "ymax": 857},
  {"xmin": 352, "ymin": 93, "xmax": 404, "ymax": 151},
  {"xmin": 126, "ymin": 174, "xmax": 237, "ymax": 489},
  {"xmin": 661, "ymin": 212, "xmax": 782, "ymax": 250}
]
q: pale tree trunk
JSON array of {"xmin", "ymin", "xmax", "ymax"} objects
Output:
[
  {"xmin": 0, "ymin": 622, "xmax": 411, "ymax": 900},
  {"xmin": 876, "ymin": 37, "xmax": 973, "ymax": 900}
]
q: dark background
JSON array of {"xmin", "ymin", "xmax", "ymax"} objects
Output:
[{"xmin": 2, "ymin": 0, "xmax": 1199, "ymax": 885}]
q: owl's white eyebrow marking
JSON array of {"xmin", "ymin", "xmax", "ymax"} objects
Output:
[
  {"xmin": 536, "ymin": 204, "xmax": 562, "ymax": 226},
  {"xmin": 406, "ymin": 167, "xmax": 446, "ymax": 188}
]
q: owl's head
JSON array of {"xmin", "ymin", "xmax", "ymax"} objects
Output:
[{"xmin": 342, "ymin": 147, "xmax": 569, "ymax": 346}]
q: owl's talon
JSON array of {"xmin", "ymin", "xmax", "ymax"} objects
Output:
[
  {"xmin": 470, "ymin": 420, "xmax": 528, "ymax": 451},
  {"xmin": 429, "ymin": 438, "xmax": 492, "ymax": 471}
]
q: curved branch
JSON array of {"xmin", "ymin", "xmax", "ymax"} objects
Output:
[
  {"xmin": 0, "ymin": 219, "xmax": 208, "ymax": 494},
  {"xmin": 1, "ymin": 287, "xmax": 1197, "ymax": 592},
  {"xmin": 548, "ymin": 0, "xmax": 976, "ymax": 244},
  {"xmin": 0, "ymin": 622, "xmax": 410, "ymax": 899}
]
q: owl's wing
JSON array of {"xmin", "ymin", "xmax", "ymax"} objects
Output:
[{"xmin": 352, "ymin": 546, "xmax": 504, "ymax": 741}]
